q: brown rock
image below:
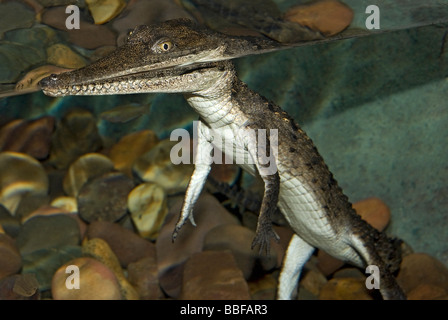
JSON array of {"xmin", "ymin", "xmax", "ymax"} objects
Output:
[
  {"xmin": 48, "ymin": 109, "xmax": 103, "ymax": 169},
  {"xmin": 20, "ymin": 205, "xmax": 70, "ymax": 223},
  {"xmin": 41, "ymin": 7, "xmax": 117, "ymax": 49},
  {"xmin": 407, "ymin": 284, "xmax": 447, "ymax": 300},
  {"xmin": 0, "ymin": 152, "xmax": 49, "ymax": 214},
  {"xmin": 181, "ymin": 250, "xmax": 251, "ymax": 300},
  {"xmin": 0, "ymin": 117, "xmax": 54, "ymax": 159},
  {"xmin": 127, "ymin": 182, "xmax": 168, "ymax": 240},
  {"xmin": 86, "ymin": 221, "xmax": 156, "ymax": 267},
  {"xmin": 14, "ymin": 193, "xmax": 50, "ymax": 222},
  {"xmin": 333, "ymin": 267, "xmax": 365, "ymax": 279},
  {"xmin": 203, "ymin": 224, "xmax": 279, "ymax": 279},
  {"xmin": 285, "ymin": 0, "xmax": 354, "ymax": 36},
  {"xmin": 16, "ymin": 214, "xmax": 81, "ymax": 255},
  {"xmin": 127, "ymin": 256, "xmax": 163, "ymax": 300},
  {"xmin": 0, "ymin": 205, "xmax": 19, "ymax": 238},
  {"xmin": 0, "ymin": 274, "xmax": 39, "ymax": 300},
  {"xmin": 353, "ymin": 197, "xmax": 391, "ymax": 232},
  {"xmin": 319, "ymin": 278, "xmax": 373, "ymax": 300},
  {"xmin": 156, "ymin": 193, "xmax": 240, "ymax": 298},
  {"xmin": 109, "ymin": 130, "xmax": 159, "ymax": 177},
  {"xmin": 85, "ymin": 0, "xmax": 126, "ymax": 25},
  {"xmin": 316, "ymin": 250, "xmax": 345, "ymax": 276},
  {"xmin": 112, "ymin": 0, "xmax": 192, "ymax": 45},
  {"xmin": 52, "ymin": 257, "xmax": 121, "ymax": 300},
  {"xmin": 46, "ymin": 43, "xmax": 86, "ymax": 69},
  {"xmin": 248, "ymin": 273, "xmax": 277, "ymax": 300},
  {"xmin": 82, "ymin": 238, "xmax": 139, "ymax": 300},
  {"xmin": 63, "ymin": 153, "xmax": 115, "ymax": 197},
  {"xmin": 0, "ymin": 234, "xmax": 22, "ymax": 280},
  {"xmin": 397, "ymin": 253, "xmax": 448, "ymax": 294},
  {"xmin": 133, "ymin": 139, "xmax": 194, "ymax": 195},
  {"xmin": 300, "ymin": 269, "xmax": 328, "ymax": 297},
  {"xmin": 77, "ymin": 172, "xmax": 134, "ymax": 223}
]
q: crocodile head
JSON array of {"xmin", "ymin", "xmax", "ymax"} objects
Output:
[{"xmin": 39, "ymin": 18, "xmax": 281, "ymax": 97}]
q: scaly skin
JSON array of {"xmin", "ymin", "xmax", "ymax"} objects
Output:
[{"xmin": 40, "ymin": 19, "xmax": 405, "ymax": 300}]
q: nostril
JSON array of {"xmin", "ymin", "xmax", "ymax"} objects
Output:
[{"xmin": 38, "ymin": 76, "xmax": 50, "ymax": 88}]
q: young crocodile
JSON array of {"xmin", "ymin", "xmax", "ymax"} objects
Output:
[{"xmin": 39, "ymin": 19, "xmax": 405, "ymax": 300}]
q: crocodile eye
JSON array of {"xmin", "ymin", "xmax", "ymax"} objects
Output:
[{"xmin": 157, "ymin": 41, "xmax": 173, "ymax": 52}]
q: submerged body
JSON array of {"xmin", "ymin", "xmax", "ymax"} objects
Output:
[{"xmin": 39, "ymin": 19, "xmax": 405, "ymax": 299}]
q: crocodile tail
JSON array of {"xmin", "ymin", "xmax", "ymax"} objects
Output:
[{"xmin": 375, "ymin": 233, "xmax": 403, "ymax": 274}]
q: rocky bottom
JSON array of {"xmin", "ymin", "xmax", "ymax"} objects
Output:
[{"xmin": 0, "ymin": 114, "xmax": 447, "ymax": 300}]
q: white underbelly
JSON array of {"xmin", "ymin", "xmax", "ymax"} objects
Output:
[{"xmin": 277, "ymin": 171, "xmax": 359, "ymax": 262}]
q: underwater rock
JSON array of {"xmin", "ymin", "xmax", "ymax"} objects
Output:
[
  {"xmin": 20, "ymin": 205, "xmax": 71, "ymax": 224},
  {"xmin": 127, "ymin": 256, "xmax": 163, "ymax": 300},
  {"xmin": 0, "ymin": 274, "xmax": 40, "ymax": 300},
  {"xmin": 41, "ymin": 6, "xmax": 117, "ymax": 49},
  {"xmin": 133, "ymin": 139, "xmax": 194, "ymax": 195},
  {"xmin": 0, "ymin": 42, "xmax": 46, "ymax": 84},
  {"xmin": 85, "ymin": 0, "xmax": 126, "ymax": 24},
  {"xmin": 333, "ymin": 267, "xmax": 365, "ymax": 279},
  {"xmin": 156, "ymin": 193, "xmax": 240, "ymax": 298},
  {"xmin": 397, "ymin": 253, "xmax": 448, "ymax": 295},
  {"xmin": 49, "ymin": 109, "xmax": 103, "ymax": 169},
  {"xmin": 52, "ymin": 257, "xmax": 121, "ymax": 300},
  {"xmin": 0, "ymin": 116, "xmax": 54, "ymax": 160},
  {"xmin": 77, "ymin": 172, "xmax": 134, "ymax": 223},
  {"xmin": 86, "ymin": 221, "xmax": 156, "ymax": 267},
  {"xmin": 319, "ymin": 277, "xmax": 373, "ymax": 300},
  {"xmin": 21, "ymin": 245, "xmax": 82, "ymax": 291},
  {"xmin": 284, "ymin": 0, "xmax": 354, "ymax": 36},
  {"xmin": 203, "ymin": 224, "xmax": 279, "ymax": 279},
  {"xmin": 0, "ymin": 205, "xmax": 20, "ymax": 238},
  {"xmin": 16, "ymin": 214, "xmax": 81, "ymax": 256},
  {"xmin": 36, "ymin": 0, "xmax": 86, "ymax": 8},
  {"xmin": 127, "ymin": 182, "xmax": 168, "ymax": 240},
  {"xmin": 0, "ymin": 152, "xmax": 49, "ymax": 215},
  {"xmin": 209, "ymin": 163, "xmax": 240, "ymax": 186},
  {"xmin": 180, "ymin": 0, "xmax": 322, "ymax": 43},
  {"xmin": 248, "ymin": 273, "xmax": 277, "ymax": 300},
  {"xmin": 14, "ymin": 194, "xmax": 51, "ymax": 222},
  {"xmin": 181, "ymin": 250, "xmax": 251, "ymax": 300},
  {"xmin": 82, "ymin": 238, "xmax": 139, "ymax": 300},
  {"xmin": 50, "ymin": 196, "xmax": 78, "ymax": 213},
  {"xmin": 63, "ymin": 153, "xmax": 115, "ymax": 197},
  {"xmin": 4, "ymin": 24, "xmax": 58, "ymax": 52},
  {"xmin": 407, "ymin": 284, "xmax": 448, "ymax": 300},
  {"xmin": 0, "ymin": 2, "xmax": 35, "ymax": 36},
  {"xmin": 299, "ymin": 268, "xmax": 328, "ymax": 298},
  {"xmin": 112, "ymin": 0, "xmax": 192, "ymax": 45},
  {"xmin": 99, "ymin": 103, "xmax": 150, "ymax": 124},
  {"xmin": 0, "ymin": 234, "xmax": 22, "ymax": 280},
  {"xmin": 47, "ymin": 43, "xmax": 87, "ymax": 69},
  {"xmin": 109, "ymin": 129, "xmax": 159, "ymax": 177},
  {"xmin": 353, "ymin": 197, "xmax": 391, "ymax": 232}
]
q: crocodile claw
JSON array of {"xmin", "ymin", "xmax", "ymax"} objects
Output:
[{"xmin": 251, "ymin": 223, "xmax": 280, "ymax": 255}]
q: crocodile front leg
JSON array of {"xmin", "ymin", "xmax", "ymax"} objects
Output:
[
  {"xmin": 243, "ymin": 128, "xmax": 280, "ymax": 254},
  {"xmin": 172, "ymin": 121, "xmax": 213, "ymax": 241}
]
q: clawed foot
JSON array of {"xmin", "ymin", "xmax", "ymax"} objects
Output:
[
  {"xmin": 251, "ymin": 223, "xmax": 280, "ymax": 255},
  {"xmin": 172, "ymin": 210, "xmax": 196, "ymax": 242}
]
